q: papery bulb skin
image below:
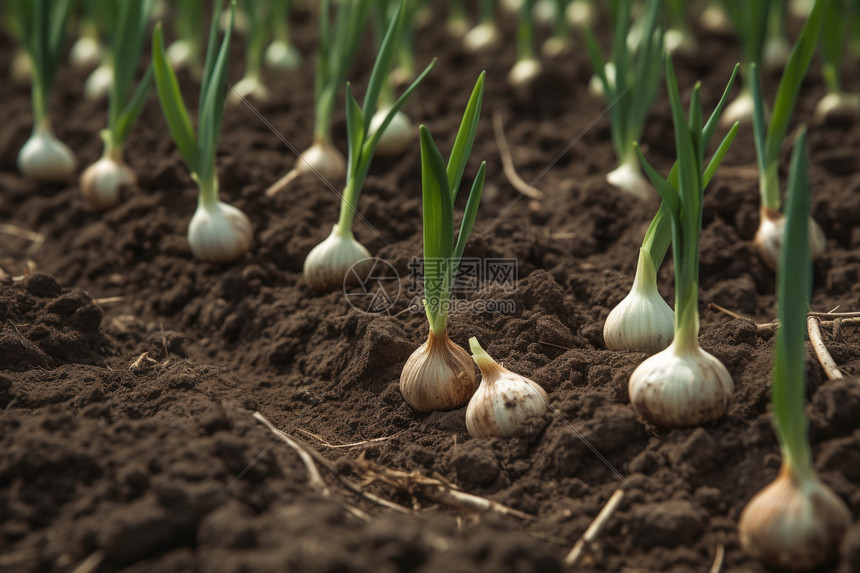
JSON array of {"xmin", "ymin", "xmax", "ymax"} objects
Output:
[
  {"xmin": 466, "ymin": 339, "xmax": 548, "ymax": 438},
  {"xmin": 303, "ymin": 225, "xmax": 372, "ymax": 292},
  {"xmin": 369, "ymin": 108, "xmax": 415, "ymax": 157},
  {"xmin": 607, "ymin": 161, "xmax": 650, "ymax": 199},
  {"xmin": 264, "ymin": 41, "xmax": 302, "ymax": 72},
  {"xmin": 753, "ymin": 206, "xmax": 826, "ymax": 272},
  {"xmin": 227, "ymin": 75, "xmax": 269, "ymax": 104},
  {"xmin": 188, "ymin": 200, "xmax": 253, "ymax": 263},
  {"xmin": 80, "ymin": 153, "xmax": 134, "ymax": 210},
  {"xmin": 70, "ymin": 36, "xmax": 102, "ymax": 70},
  {"xmin": 721, "ymin": 89, "xmax": 754, "ymax": 126},
  {"xmin": 739, "ymin": 465, "xmax": 851, "ymax": 571},
  {"xmin": 17, "ymin": 129, "xmax": 77, "ymax": 182},
  {"xmin": 508, "ymin": 59, "xmax": 542, "ymax": 88},
  {"xmin": 566, "ymin": 0, "xmax": 595, "ymax": 28},
  {"xmin": 84, "ymin": 63, "xmax": 113, "ymax": 101},
  {"xmin": 813, "ymin": 93, "xmax": 860, "ymax": 124},
  {"xmin": 463, "ymin": 22, "xmax": 500, "ymax": 53},
  {"xmin": 604, "ymin": 248, "xmax": 674, "ymax": 353},
  {"xmin": 628, "ymin": 339, "xmax": 734, "ymax": 428},
  {"xmin": 400, "ymin": 331, "xmax": 477, "ymax": 412}
]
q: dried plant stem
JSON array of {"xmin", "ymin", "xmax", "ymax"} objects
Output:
[
  {"xmin": 807, "ymin": 316, "xmax": 844, "ymax": 380},
  {"xmin": 563, "ymin": 489, "xmax": 625, "ymax": 566},
  {"xmin": 0, "ymin": 224, "xmax": 45, "ymax": 255},
  {"xmin": 296, "ymin": 427, "xmax": 395, "ymax": 449},
  {"xmin": 253, "ymin": 412, "xmax": 330, "ymax": 495},
  {"xmin": 709, "ymin": 544, "xmax": 725, "ymax": 573},
  {"xmin": 493, "ymin": 111, "xmax": 545, "ymax": 200}
]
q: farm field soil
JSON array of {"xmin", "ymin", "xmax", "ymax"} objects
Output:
[{"xmin": 1, "ymin": 8, "xmax": 860, "ymax": 573}]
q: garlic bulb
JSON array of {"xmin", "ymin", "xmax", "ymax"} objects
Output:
[
  {"xmin": 84, "ymin": 62, "xmax": 113, "ymax": 101},
  {"xmin": 400, "ymin": 330, "xmax": 477, "ymax": 412},
  {"xmin": 541, "ymin": 37, "xmax": 571, "ymax": 58},
  {"xmin": 628, "ymin": 338, "xmax": 734, "ymax": 428},
  {"xmin": 264, "ymin": 40, "xmax": 302, "ymax": 72},
  {"xmin": 604, "ymin": 248, "xmax": 674, "ymax": 353},
  {"xmin": 588, "ymin": 62, "xmax": 616, "ymax": 98},
  {"xmin": 12, "ymin": 49, "xmax": 33, "ymax": 84},
  {"xmin": 303, "ymin": 225, "xmax": 372, "ymax": 291},
  {"xmin": 368, "ymin": 107, "xmax": 415, "ymax": 157},
  {"xmin": 753, "ymin": 206, "xmax": 826, "ymax": 272},
  {"xmin": 17, "ymin": 127, "xmax": 77, "ymax": 182},
  {"xmin": 721, "ymin": 89, "xmax": 754, "ymax": 126},
  {"xmin": 763, "ymin": 35, "xmax": 790, "ymax": 71},
  {"xmin": 813, "ymin": 93, "xmax": 860, "ymax": 124},
  {"xmin": 70, "ymin": 35, "xmax": 103, "ymax": 70},
  {"xmin": 465, "ymin": 338, "xmax": 548, "ymax": 438},
  {"xmin": 463, "ymin": 22, "xmax": 500, "ymax": 53},
  {"xmin": 607, "ymin": 160, "xmax": 650, "ymax": 199},
  {"xmin": 508, "ymin": 59, "xmax": 542, "ymax": 88},
  {"xmin": 80, "ymin": 151, "xmax": 134, "ymax": 210},
  {"xmin": 739, "ymin": 465, "xmax": 851, "ymax": 571},
  {"xmin": 699, "ymin": 4, "xmax": 732, "ymax": 33},
  {"xmin": 167, "ymin": 40, "xmax": 195, "ymax": 71},
  {"xmin": 227, "ymin": 74, "xmax": 269, "ymax": 104},
  {"xmin": 266, "ymin": 140, "xmax": 346, "ymax": 196},
  {"xmin": 188, "ymin": 199, "xmax": 253, "ymax": 263},
  {"xmin": 566, "ymin": 0, "xmax": 595, "ymax": 28}
]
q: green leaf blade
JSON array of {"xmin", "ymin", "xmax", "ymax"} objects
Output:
[{"xmin": 447, "ymin": 71, "xmax": 485, "ymax": 199}]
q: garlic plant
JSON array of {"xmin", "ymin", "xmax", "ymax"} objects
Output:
[
  {"xmin": 813, "ymin": 0, "xmax": 860, "ymax": 123},
  {"xmin": 228, "ymin": 0, "xmax": 270, "ymax": 104},
  {"xmin": 508, "ymin": 0, "xmax": 542, "ymax": 88},
  {"xmin": 153, "ymin": 1, "xmax": 252, "ymax": 263},
  {"xmin": 83, "ymin": 60, "xmax": 113, "ymax": 101},
  {"xmin": 303, "ymin": 0, "xmax": 435, "ymax": 290},
  {"xmin": 465, "ymin": 338, "xmax": 548, "ymax": 438},
  {"xmin": 463, "ymin": 0, "xmax": 500, "ymax": 53},
  {"xmin": 401, "ymin": 73, "xmax": 486, "ymax": 412},
  {"xmin": 13, "ymin": 0, "xmax": 76, "ymax": 182},
  {"xmin": 628, "ymin": 57, "xmax": 739, "ymax": 428},
  {"xmin": 749, "ymin": 0, "xmax": 827, "ymax": 271},
  {"xmin": 80, "ymin": 0, "xmax": 154, "ymax": 211},
  {"xmin": 721, "ymin": 0, "xmax": 769, "ymax": 126},
  {"xmin": 446, "ymin": 0, "xmax": 469, "ymax": 38},
  {"xmin": 166, "ymin": 0, "xmax": 204, "ymax": 76},
  {"xmin": 739, "ymin": 129, "xmax": 851, "ymax": 571},
  {"xmin": 605, "ymin": 64, "xmax": 740, "ymax": 354},
  {"xmin": 264, "ymin": 0, "xmax": 302, "ymax": 73},
  {"xmin": 663, "ymin": 0, "xmax": 696, "ymax": 55},
  {"xmin": 586, "ymin": 0, "xmax": 663, "ymax": 199},
  {"xmin": 267, "ymin": 0, "xmax": 371, "ymax": 196},
  {"xmin": 541, "ymin": 0, "xmax": 572, "ymax": 57}
]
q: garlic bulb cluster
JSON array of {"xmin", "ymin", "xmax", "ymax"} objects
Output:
[
  {"xmin": 753, "ymin": 206, "xmax": 826, "ymax": 272},
  {"xmin": 721, "ymin": 89, "xmax": 754, "ymax": 126},
  {"xmin": 739, "ymin": 465, "xmax": 851, "ymax": 571},
  {"xmin": 80, "ymin": 151, "xmax": 134, "ymax": 210},
  {"xmin": 508, "ymin": 59, "xmax": 542, "ymax": 88},
  {"xmin": 628, "ymin": 339, "xmax": 734, "ymax": 428},
  {"xmin": 604, "ymin": 248, "xmax": 674, "ymax": 353},
  {"xmin": 463, "ymin": 22, "xmax": 500, "ymax": 53},
  {"xmin": 188, "ymin": 199, "xmax": 253, "ymax": 263},
  {"xmin": 813, "ymin": 93, "xmax": 860, "ymax": 124},
  {"xmin": 607, "ymin": 160, "xmax": 650, "ymax": 199},
  {"xmin": 266, "ymin": 140, "xmax": 346, "ymax": 196},
  {"xmin": 368, "ymin": 107, "xmax": 415, "ymax": 157},
  {"xmin": 17, "ymin": 128, "xmax": 77, "ymax": 182},
  {"xmin": 264, "ymin": 41, "xmax": 302, "ymax": 72},
  {"xmin": 465, "ymin": 338, "xmax": 548, "ymax": 438},
  {"xmin": 400, "ymin": 331, "xmax": 476, "ymax": 412},
  {"xmin": 303, "ymin": 225, "xmax": 372, "ymax": 291},
  {"xmin": 84, "ymin": 62, "xmax": 113, "ymax": 101}
]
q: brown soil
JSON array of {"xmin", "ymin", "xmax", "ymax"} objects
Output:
[{"xmin": 2, "ymin": 5, "xmax": 859, "ymax": 573}]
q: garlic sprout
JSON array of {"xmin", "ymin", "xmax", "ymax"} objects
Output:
[
  {"xmin": 813, "ymin": 0, "xmax": 860, "ymax": 123},
  {"xmin": 12, "ymin": 0, "xmax": 77, "ymax": 182},
  {"xmin": 465, "ymin": 338, "xmax": 548, "ymax": 438},
  {"xmin": 605, "ymin": 65, "xmax": 740, "ymax": 354},
  {"xmin": 749, "ymin": 0, "xmax": 827, "ymax": 271},
  {"xmin": 585, "ymin": 0, "xmax": 663, "ymax": 200},
  {"xmin": 446, "ymin": 0, "xmax": 469, "ymax": 38},
  {"xmin": 153, "ymin": 1, "xmax": 252, "ymax": 264},
  {"xmin": 264, "ymin": 0, "xmax": 302, "ymax": 73},
  {"xmin": 80, "ymin": 0, "xmax": 155, "ymax": 211},
  {"xmin": 721, "ymin": 0, "xmax": 770, "ymax": 126},
  {"xmin": 266, "ymin": 0, "xmax": 371, "ymax": 196},
  {"xmin": 463, "ymin": 0, "xmax": 500, "ymax": 53},
  {"xmin": 400, "ymin": 73, "xmax": 487, "ymax": 412},
  {"xmin": 302, "ymin": 0, "xmax": 435, "ymax": 290},
  {"xmin": 628, "ymin": 57, "xmax": 739, "ymax": 428},
  {"xmin": 663, "ymin": 0, "xmax": 696, "ymax": 55},
  {"xmin": 227, "ymin": 0, "xmax": 270, "ymax": 104},
  {"xmin": 69, "ymin": 3, "xmax": 105, "ymax": 70},
  {"xmin": 738, "ymin": 129, "xmax": 851, "ymax": 571},
  {"xmin": 166, "ymin": 0, "xmax": 204, "ymax": 76},
  {"xmin": 508, "ymin": 0, "xmax": 542, "ymax": 88}
]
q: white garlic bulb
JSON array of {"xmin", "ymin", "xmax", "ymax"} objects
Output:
[
  {"xmin": 465, "ymin": 337, "xmax": 548, "ymax": 438},
  {"xmin": 607, "ymin": 160, "xmax": 650, "ymax": 199},
  {"xmin": 588, "ymin": 62, "xmax": 616, "ymax": 98},
  {"xmin": 80, "ymin": 152, "xmax": 134, "ymax": 210},
  {"xmin": 604, "ymin": 248, "xmax": 674, "ymax": 353},
  {"xmin": 227, "ymin": 74, "xmax": 269, "ymax": 104},
  {"xmin": 813, "ymin": 92, "xmax": 860, "ymax": 124},
  {"xmin": 17, "ymin": 128, "xmax": 77, "ymax": 182},
  {"xmin": 368, "ymin": 107, "xmax": 415, "ymax": 157},
  {"xmin": 69, "ymin": 35, "xmax": 102, "ymax": 70},
  {"xmin": 264, "ymin": 41, "xmax": 302, "ymax": 72},
  {"xmin": 84, "ymin": 62, "xmax": 113, "ymax": 101},
  {"xmin": 167, "ymin": 40, "xmax": 195, "ymax": 71},
  {"xmin": 400, "ymin": 331, "xmax": 476, "ymax": 412},
  {"xmin": 508, "ymin": 59, "xmax": 542, "ymax": 88},
  {"xmin": 463, "ymin": 22, "xmax": 500, "ymax": 53},
  {"xmin": 721, "ymin": 89, "xmax": 754, "ymax": 126},
  {"xmin": 753, "ymin": 206, "xmax": 826, "ymax": 272},
  {"xmin": 303, "ymin": 225, "xmax": 372, "ymax": 291},
  {"xmin": 266, "ymin": 140, "xmax": 346, "ymax": 196},
  {"xmin": 739, "ymin": 465, "xmax": 851, "ymax": 571},
  {"xmin": 188, "ymin": 199, "xmax": 253, "ymax": 263},
  {"xmin": 566, "ymin": 0, "xmax": 595, "ymax": 28},
  {"xmin": 628, "ymin": 338, "xmax": 734, "ymax": 428}
]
